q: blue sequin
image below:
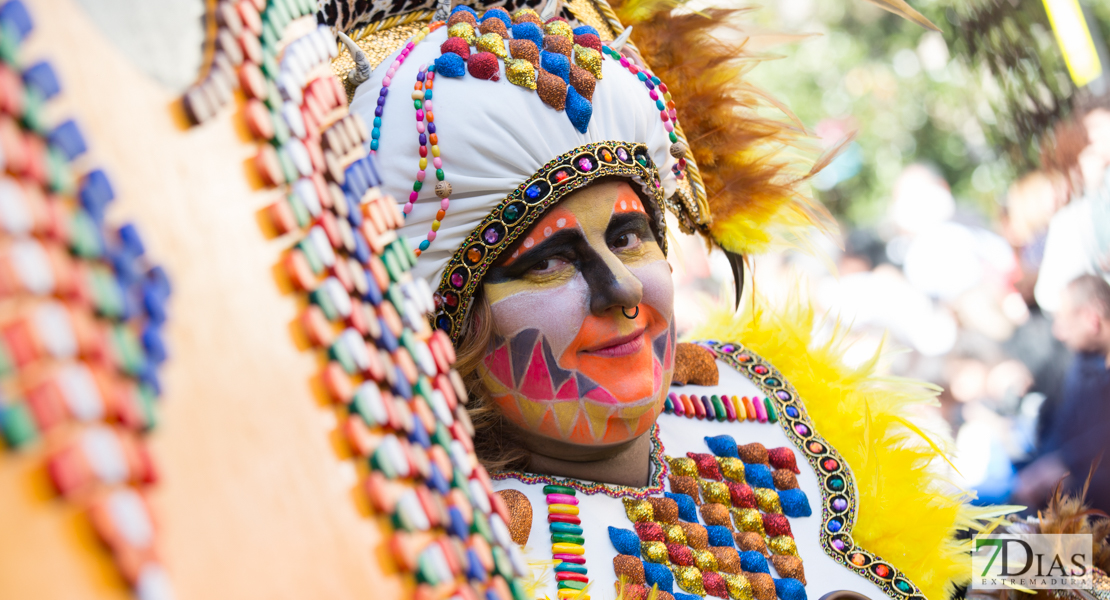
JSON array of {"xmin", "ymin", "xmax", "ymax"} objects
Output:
[
  {"xmin": 665, "ymin": 492, "xmax": 699, "ymax": 522},
  {"xmin": 705, "ymin": 525, "xmax": 734, "ymax": 548},
  {"xmin": 705, "ymin": 435, "xmax": 740, "ymax": 458},
  {"xmin": 739, "ymin": 551, "xmax": 769, "ymax": 574},
  {"xmin": 744, "ymin": 463, "xmax": 775, "ymax": 489},
  {"xmin": 466, "ymin": 549, "xmax": 489, "ymax": 582},
  {"xmin": 608, "ymin": 526, "xmax": 641, "ymax": 556},
  {"xmin": 447, "ymin": 506, "xmax": 469, "ymax": 539},
  {"xmin": 675, "ymin": 595, "xmax": 701, "ymax": 600},
  {"xmin": 572, "ymin": 25, "xmax": 599, "ymax": 37},
  {"xmin": 775, "ymin": 578, "xmax": 807, "ymax": 600},
  {"xmin": 565, "ymin": 86, "xmax": 592, "ymax": 133},
  {"xmin": 643, "ymin": 562, "xmax": 674, "ymax": 593},
  {"xmin": 779, "ymin": 489, "xmax": 812, "ymax": 518},
  {"xmin": 511, "ymin": 22, "xmax": 544, "ymax": 47},
  {"xmin": 451, "ymin": 5, "xmax": 478, "ymax": 16},
  {"xmin": 541, "ymin": 51, "xmax": 570, "ymax": 82},
  {"xmin": 479, "ymin": 8, "xmax": 511, "ymax": 27},
  {"xmin": 434, "ymin": 53, "xmax": 467, "ymax": 77}
]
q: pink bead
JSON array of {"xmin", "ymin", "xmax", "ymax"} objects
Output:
[
  {"xmin": 417, "ymin": 170, "xmax": 426, "ymax": 182},
  {"xmin": 382, "ymin": 76, "xmax": 391, "ymax": 87},
  {"xmin": 433, "ymin": 157, "xmax": 443, "ymax": 168},
  {"xmin": 416, "ymin": 109, "xmax": 425, "ymax": 120},
  {"xmin": 391, "ymin": 60, "xmax": 401, "ymax": 70},
  {"xmin": 424, "ymin": 100, "xmax": 433, "ymax": 111},
  {"xmin": 403, "ymin": 202, "xmax": 414, "ymax": 214},
  {"xmin": 669, "ymin": 109, "xmax": 677, "ymax": 120},
  {"xmin": 409, "ymin": 192, "xmax": 418, "ymax": 201},
  {"xmin": 664, "ymin": 121, "xmax": 674, "ymax": 132},
  {"xmin": 440, "ymin": 199, "xmax": 450, "ymax": 210},
  {"xmin": 546, "ymin": 493, "xmax": 578, "ymax": 505},
  {"xmin": 406, "ymin": 41, "xmax": 415, "ymax": 49},
  {"xmin": 417, "ymin": 122, "xmax": 426, "ymax": 133},
  {"xmin": 649, "ymin": 90, "xmax": 658, "ymax": 101},
  {"xmin": 660, "ymin": 111, "xmax": 669, "ymax": 122},
  {"xmin": 619, "ymin": 57, "xmax": 629, "ymax": 68},
  {"xmin": 428, "ymin": 231, "xmax": 437, "ymax": 241}
]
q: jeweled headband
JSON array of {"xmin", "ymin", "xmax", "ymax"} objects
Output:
[{"xmin": 430, "ymin": 140, "xmax": 666, "ymax": 339}]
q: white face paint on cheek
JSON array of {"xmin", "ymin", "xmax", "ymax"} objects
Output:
[
  {"xmin": 630, "ymin": 258, "xmax": 675, "ymax": 323},
  {"xmin": 487, "ymin": 272, "xmax": 591, "ymax": 357}
]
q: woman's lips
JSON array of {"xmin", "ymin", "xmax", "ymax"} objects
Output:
[{"xmin": 582, "ymin": 328, "xmax": 646, "ymax": 357}]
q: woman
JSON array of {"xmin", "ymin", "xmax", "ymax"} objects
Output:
[{"xmin": 346, "ymin": 2, "xmax": 989, "ymax": 599}]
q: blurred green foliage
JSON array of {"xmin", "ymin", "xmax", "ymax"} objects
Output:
[{"xmin": 745, "ymin": 0, "xmax": 1105, "ymax": 227}]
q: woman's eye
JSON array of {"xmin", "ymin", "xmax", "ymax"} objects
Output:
[
  {"xmin": 612, "ymin": 232, "xmax": 642, "ymax": 250},
  {"xmin": 527, "ymin": 257, "xmax": 570, "ymax": 274}
]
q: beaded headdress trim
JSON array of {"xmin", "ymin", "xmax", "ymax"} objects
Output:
[{"xmin": 431, "ymin": 140, "xmax": 665, "ymax": 340}]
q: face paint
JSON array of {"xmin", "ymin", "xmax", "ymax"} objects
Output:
[{"xmin": 479, "ymin": 181, "xmax": 676, "ymax": 447}]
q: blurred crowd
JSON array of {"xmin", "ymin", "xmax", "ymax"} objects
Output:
[{"xmin": 667, "ymin": 103, "xmax": 1110, "ymax": 516}]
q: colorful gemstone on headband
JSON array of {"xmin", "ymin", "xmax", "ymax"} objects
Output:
[
  {"xmin": 577, "ymin": 157, "xmax": 593, "ymax": 171},
  {"xmin": 617, "ymin": 147, "xmax": 630, "ymax": 161},
  {"xmin": 465, "ymin": 246, "xmax": 483, "ymax": 264},
  {"xmin": 503, "ymin": 203, "xmax": 522, "ymax": 222},
  {"xmin": 483, "ymin": 226, "xmax": 501, "ymax": 244}
]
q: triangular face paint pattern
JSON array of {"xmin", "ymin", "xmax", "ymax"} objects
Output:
[
  {"xmin": 520, "ymin": 341, "xmax": 556, "ymax": 400},
  {"xmin": 510, "ymin": 328, "xmax": 540, "ymax": 387},
  {"xmin": 543, "ymin": 337, "xmax": 573, "ymax": 390}
]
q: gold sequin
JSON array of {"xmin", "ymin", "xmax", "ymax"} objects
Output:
[
  {"xmin": 666, "ymin": 456, "xmax": 697, "ymax": 477},
  {"xmin": 700, "ymin": 503, "xmax": 732, "ymax": 528},
  {"xmin": 747, "ymin": 573, "xmax": 776, "ymax": 600},
  {"xmin": 573, "ymin": 44, "xmax": 603, "ymax": 79},
  {"xmin": 613, "ymin": 555, "xmax": 646, "ymax": 585},
  {"xmin": 505, "ymin": 58, "xmax": 537, "ymax": 90},
  {"xmin": 680, "ymin": 522, "xmax": 708, "ymax": 549},
  {"xmin": 641, "ymin": 540, "xmax": 668, "ymax": 563},
  {"xmin": 544, "ymin": 20, "xmax": 574, "ymax": 40},
  {"xmin": 512, "ymin": 7, "xmax": 542, "ymax": 25},
  {"xmin": 753, "ymin": 488, "xmax": 782, "ymax": 514},
  {"xmin": 448, "ymin": 22, "xmax": 476, "ymax": 45},
  {"xmin": 768, "ymin": 535, "xmax": 798, "ymax": 556},
  {"xmin": 661, "ymin": 523, "xmax": 687, "ymax": 545},
  {"xmin": 693, "ymin": 549, "xmax": 719, "ymax": 573},
  {"xmin": 718, "ymin": 457, "xmax": 746, "ymax": 482},
  {"xmin": 722, "ymin": 573, "xmax": 754, "ymax": 600},
  {"xmin": 709, "ymin": 547, "xmax": 741, "ymax": 574},
  {"xmin": 476, "ymin": 32, "xmax": 508, "ymax": 59},
  {"xmin": 623, "ymin": 498, "xmax": 654, "ymax": 522},
  {"xmin": 674, "ymin": 566, "xmax": 705, "ymax": 595},
  {"xmin": 647, "ymin": 497, "xmax": 679, "ymax": 524},
  {"xmin": 495, "ymin": 489, "xmax": 532, "ymax": 546},
  {"xmin": 701, "ymin": 481, "xmax": 730, "ymax": 505},
  {"xmin": 731, "ymin": 508, "xmax": 764, "ymax": 534}
]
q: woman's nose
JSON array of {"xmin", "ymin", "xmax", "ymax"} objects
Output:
[{"xmin": 585, "ymin": 252, "xmax": 643, "ymax": 316}]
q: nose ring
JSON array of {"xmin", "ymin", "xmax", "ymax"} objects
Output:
[{"xmin": 622, "ymin": 305, "xmax": 639, "ymax": 319}]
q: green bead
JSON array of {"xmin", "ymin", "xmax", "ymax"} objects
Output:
[
  {"xmin": 549, "ymin": 522, "xmax": 583, "ymax": 535},
  {"xmin": 0, "ymin": 22, "xmax": 19, "ymax": 63},
  {"xmin": 371, "ymin": 447, "xmax": 397, "ymax": 478},
  {"xmin": 558, "ymin": 580, "xmax": 587, "ymax": 590},
  {"xmin": 329, "ymin": 339, "xmax": 357, "ymax": 374},
  {"xmin": 0, "ymin": 342, "xmax": 13, "ymax": 378},
  {"xmin": 472, "ymin": 511, "xmax": 493, "ymax": 542},
  {"xmin": 261, "ymin": 52, "xmax": 281, "ymax": 80},
  {"xmin": 765, "ymin": 397, "xmax": 779, "ymax": 423},
  {"xmin": 288, "ymin": 193, "xmax": 311, "ymax": 227},
  {"xmin": 413, "ymin": 180, "xmax": 423, "ymax": 192},
  {"xmin": 261, "ymin": 18, "xmax": 280, "ymax": 49},
  {"xmin": 111, "ymin": 325, "xmax": 147, "ymax": 376},
  {"xmin": 414, "ymin": 376, "xmax": 433, "ymax": 403},
  {"xmin": 711, "ymin": 395, "xmax": 726, "ymax": 422},
  {"xmin": 69, "ymin": 210, "xmax": 103, "ymax": 258},
  {"xmin": 21, "ymin": 88, "xmax": 46, "ymax": 134},
  {"xmin": 435, "ymin": 169, "xmax": 445, "ymax": 181},
  {"xmin": 414, "ymin": 100, "xmax": 423, "ymax": 110},
  {"xmin": 0, "ymin": 403, "xmax": 38, "ymax": 449},
  {"xmin": 277, "ymin": 148, "xmax": 297, "ymax": 184},
  {"xmin": 383, "ymin": 249, "xmax": 402, "ymax": 283},
  {"xmin": 297, "ymin": 239, "xmax": 324, "ymax": 274},
  {"xmin": 543, "ymin": 484, "xmax": 576, "ymax": 495},
  {"xmin": 269, "ymin": 108, "xmax": 290, "ymax": 145},
  {"xmin": 669, "ymin": 131, "xmax": 678, "ymax": 143},
  {"xmin": 416, "ymin": 552, "xmax": 440, "ymax": 584},
  {"xmin": 551, "ymin": 533, "xmax": 585, "ymax": 545},
  {"xmin": 433, "ymin": 421, "xmax": 452, "ymax": 448},
  {"xmin": 510, "ymin": 579, "xmax": 530, "ymax": 600},
  {"xmin": 310, "ymin": 287, "xmax": 339, "ymax": 321},
  {"xmin": 137, "ymin": 384, "xmax": 159, "ymax": 431},
  {"xmin": 492, "ymin": 546, "xmax": 514, "ymax": 579}
]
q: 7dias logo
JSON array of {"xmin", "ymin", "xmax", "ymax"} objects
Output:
[{"xmin": 972, "ymin": 534, "xmax": 1093, "ymax": 590}]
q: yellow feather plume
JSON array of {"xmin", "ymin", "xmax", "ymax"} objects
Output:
[{"xmin": 686, "ymin": 286, "xmax": 1017, "ymax": 600}]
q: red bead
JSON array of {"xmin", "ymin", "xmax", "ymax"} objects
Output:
[
  {"xmin": 686, "ymin": 452, "xmax": 723, "ymax": 480},
  {"xmin": 634, "ymin": 521, "xmax": 664, "ymax": 541},
  {"xmin": 547, "ymin": 513, "xmax": 580, "ymax": 524},
  {"xmin": 419, "ymin": 146, "xmax": 428, "ymax": 157},
  {"xmin": 467, "ymin": 52, "xmax": 500, "ymax": 81}
]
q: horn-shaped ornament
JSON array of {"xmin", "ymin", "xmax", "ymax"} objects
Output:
[{"xmin": 338, "ymin": 31, "xmax": 372, "ymax": 87}]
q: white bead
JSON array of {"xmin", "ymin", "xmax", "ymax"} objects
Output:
[
  {"xmin": 282, "ymin": 101, "xmax": 307, "ymax": 139},
  {"xmin": 324, "ymin": 278, "xmax": 352, "ymax": 318},
  {"xmin": 108, "ymin": 488, "xmax": 154, "ymax": 547},
  {"xmin": 11, "ymin": 238, "xmax": 54, "ymax": 295},
  {"xmin": 308, "ymin": 226, "xmax": 336, "ymax": 267},
  {"xmin": 293, "ymin": 178, "xmax": 321, "ymax": 217},
  {"xmin": 285, "ymin": 138, "xmax": 313, "ymax": 178},
  {"xmin": 489, "ymin": 512, "xmax": 512, "ymax": 549},
  {"xmin": 354, "ymin": 382, "xmax": 387, "ymax": 426},
  {"xmin": 469, "ymin": 477, "xmax": 491, "ymax": 515},
  {"xmin": 59, "ymin": 364, "xmax": 104, "ymax": 422},
  {"xmin": 83, "ymin": 426, "xmax": 127, "ymax": 484},
  {"xmin": 340, "ymin": 327, "xmax": 368, "ymax": 369},
  {"xmin": 34, "ymin": 302, "xmax": 77, "ymax": 360},
  {"xmin": 0, "ymin": 176, "xmax": 32, "ymax": 234}
]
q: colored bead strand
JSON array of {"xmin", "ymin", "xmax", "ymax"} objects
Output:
[
  {"xmin": 601, "ymin": 44, "xmax": 687, "ymax": 172},
  {"xmin": 370, "ymin": 26, "xmax": 433, "ymax": 153},
  {"xmin": 403, "ymin": 64, "xmax": 452, "ymax": 258},
  {"xmin": 545, "ymin": 484, "xmax": 590, "ymax": 599}
]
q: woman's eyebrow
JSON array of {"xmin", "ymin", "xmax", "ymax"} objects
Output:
[
  {"xmin": 606, "ymin": 211, "xmax": 651, "ymax": 236},
  {"xmin": 491, "ymin": 228, "xmax": 584, "ymax": 275}
]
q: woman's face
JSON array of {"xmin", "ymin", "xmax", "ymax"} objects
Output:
[{"xmin": 477, "ymin": 181, "xmax": 675, "ymax": 448}]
